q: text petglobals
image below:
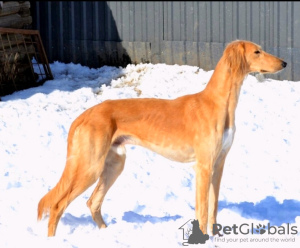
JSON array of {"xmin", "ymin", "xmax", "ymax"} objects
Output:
[{"xmin": 213, "ymin": 223, "xmax": 298, "ymax": 235}]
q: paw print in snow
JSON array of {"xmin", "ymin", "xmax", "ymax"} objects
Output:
[{"xmin": 256, "ymin": 224, "xmax": 266, "ymax": 234}]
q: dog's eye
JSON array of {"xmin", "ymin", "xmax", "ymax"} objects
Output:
[{"xmin": 254, "ymin": 50, "xmax": 261, "ymax": 54}]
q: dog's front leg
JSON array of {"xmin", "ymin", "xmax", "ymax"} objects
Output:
[
  {"xmin": 194, "ymin": 160, "xmax": 213, "ymax": 235},
  {"xmin": 208, "ymin": 151, "xmax": 227, "ymax": 235}
]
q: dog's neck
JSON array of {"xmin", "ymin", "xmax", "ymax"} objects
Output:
[{"xmin": 202, "ymin": 57, "xmax": 248, "ymax": 128}]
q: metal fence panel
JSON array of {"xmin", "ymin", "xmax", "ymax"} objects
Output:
[{"xmin": 32, "ymin": 1, "xmax": 300, "ymax": 81}]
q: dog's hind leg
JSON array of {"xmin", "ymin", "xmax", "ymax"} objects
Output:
[
  {"xmin": 42, "ymin": 121, "xmax": 113, "ymax": 236},
  {"xmin": 48, "ymin": 153, "xmax": 110, "ymax": 236},
  {"xmin": 87, "ymin": 145, "xmax": 126, "ymax": 228},
  {"xmin": 47, "ymin": 150, "xmax": 111, "ymax": 236}
]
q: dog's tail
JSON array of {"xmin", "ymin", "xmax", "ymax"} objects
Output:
[
  {"xmin": 37, "ymin": 164, "xmax": 74, "ymax": 221},
  {"xmin": 37, "ymin": 118, "xmax": 84, "ymax": 221}
]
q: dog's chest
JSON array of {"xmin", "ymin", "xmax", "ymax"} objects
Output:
[{"xmin": 221, "ymin": 128, "xmax": 235, "ymax": 152}]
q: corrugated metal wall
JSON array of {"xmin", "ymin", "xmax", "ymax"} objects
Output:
[{"xmin": 32, "ymin": 1, "xmax": 300, "ymax": 81}]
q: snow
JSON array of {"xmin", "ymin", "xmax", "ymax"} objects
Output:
[{"xmin": 1, "ymin": 61, "xmax": 300, "ymax": 247}]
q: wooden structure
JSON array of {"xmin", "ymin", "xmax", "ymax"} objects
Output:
[
  {"xmin": 0, "ymin": 1, "xmax": 53, "ymax": 97},
  {"xmin": 0, "ymin": 27, "xmax": 53, "ymax": 96},
  {"xmin": 0, "ymin": 1, "xmax": 32, "ymax": 29}
]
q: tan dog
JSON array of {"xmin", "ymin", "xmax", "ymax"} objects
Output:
[{"xmin": 38, "ymin": 40, "xmax": 287, "ymax": 237}]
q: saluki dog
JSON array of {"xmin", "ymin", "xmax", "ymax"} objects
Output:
[{"xmin": 38, "ymin": 40, "xmax": 287, "ymax": 237}]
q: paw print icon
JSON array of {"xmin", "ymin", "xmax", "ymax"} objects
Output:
[{"xmin": 256, "ymin": 224, "xmax": 266, "ymax": 234}]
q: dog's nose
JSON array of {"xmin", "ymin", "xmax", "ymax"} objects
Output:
[{"xmin": 282, "ymin": 61, "xmax": 287, "ymax": 68}]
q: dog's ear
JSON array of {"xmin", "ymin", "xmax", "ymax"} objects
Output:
[
  {"xmin": 224, "ymin": 41, "xmax": 248, "ymax": 77},
  {"xmin": 235, "ymin": 42, "xmax": 248, "ymax": 74}
]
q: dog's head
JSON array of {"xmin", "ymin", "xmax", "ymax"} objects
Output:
[{"xmin": 224, "ymin": 40, "xmax": 287, "ymax": 76}]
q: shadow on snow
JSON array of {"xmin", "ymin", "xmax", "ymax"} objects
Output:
[{"xmin": 218, "ymin": 196, "xmax": 300, "ymax": 226}]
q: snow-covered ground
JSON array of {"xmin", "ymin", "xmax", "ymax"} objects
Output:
[{"xmin": 1, "ymin": 61, "xmax": 300, "ymax": 248}]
